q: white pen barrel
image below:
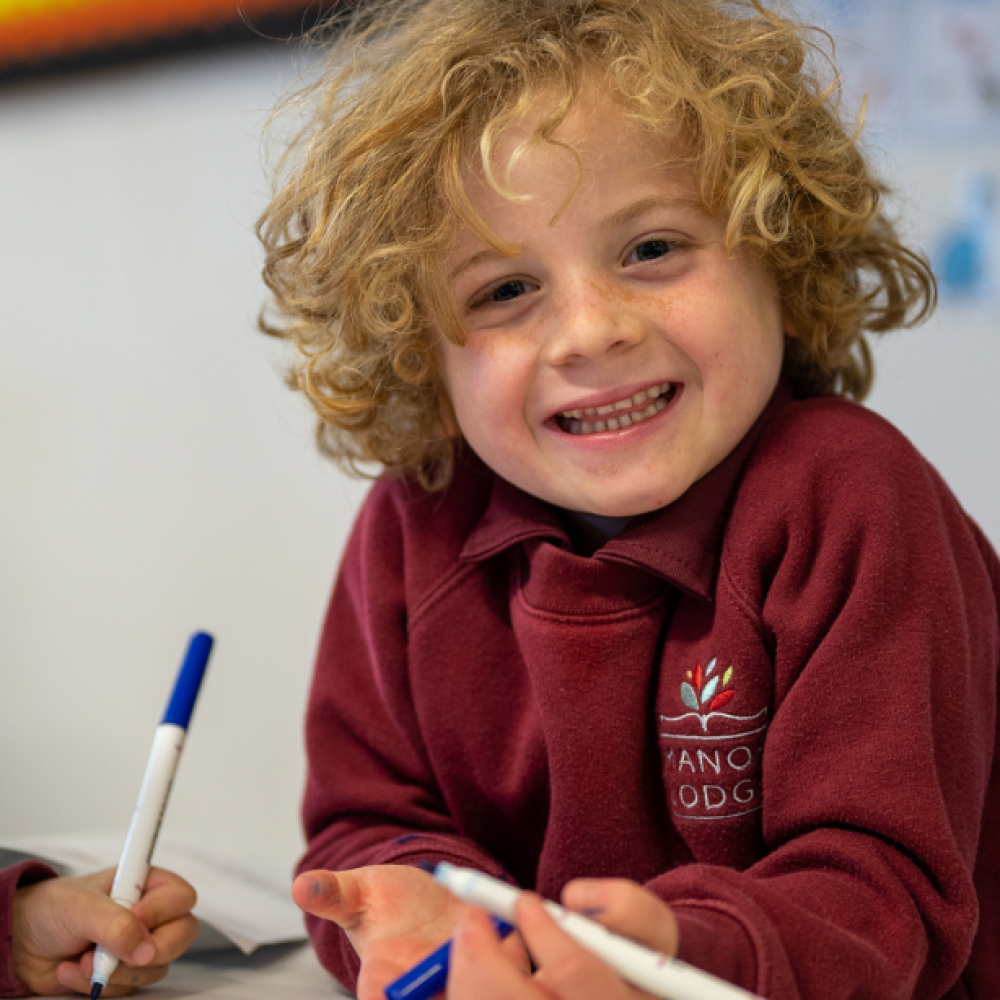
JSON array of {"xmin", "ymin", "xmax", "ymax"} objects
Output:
[
  {"xmin": 439, "ymin": 865, "xmax": 520, "ymax": 922},
  {"xmin": 109, "ymin": 724, "xmax": 185, "ymax": 906},
  {"xmin": 436, "ymin": 865, "xmax": 759, "ymax": 1000},
  {"xmin": 543, "ymin": 903, "xmax": 756, "ymax": 1000}
]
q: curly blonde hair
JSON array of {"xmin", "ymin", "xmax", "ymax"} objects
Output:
[{"xmin": 258, "ymin": 0, "xmax": 936, "ymax": 489}]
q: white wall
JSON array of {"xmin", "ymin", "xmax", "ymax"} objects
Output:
[
  {"xmin": 1, "ymin": 43, "xmax": 998, "ymax": 880},
  {"xmin": 867, "ymin": 145, "xmax": 1000, "ymax": 545},
  {"xmin": 0, "ymin": 47, "xmax": 369, "ymax": 876}
]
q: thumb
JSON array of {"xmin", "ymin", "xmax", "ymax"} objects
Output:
[
  {"xmin": 292, "ymin": 870, "xmax": 365, "ymax": 931},
  {"xmin": 71, "ymin": 897, "xmax": 157, "ymax": 966},
  {"xmin": 562, "ymin": 879, "xmax": 678, "ymax": 957}
]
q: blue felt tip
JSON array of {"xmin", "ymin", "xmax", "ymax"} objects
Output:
[
  {"xmin": 384, "ymin": 916, "xmax": 513, "ymax": 1000},
  {"xmin": 161, "ymin": 632, "xmax": 214, "ymax": 729},
  {"xmin": 90, "ymin": 984, "xmax": 103, "ymax": 1000}
]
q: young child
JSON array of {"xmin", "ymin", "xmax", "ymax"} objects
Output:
[
  {"xmin": 257, "ymin": 1, "xmax": 1000, "ymax": 997},
  {"xmin": 1, "ymin": 862, "xmax": 198, "ymax": 997}
]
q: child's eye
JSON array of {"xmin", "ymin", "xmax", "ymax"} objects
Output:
[
  {"xmin": 626, "ymin": 238, "xmax": 676, "ymax": 265},
  {"xmin": 471, "ymin": 278, "xmax": 535, "ymax": 308}
]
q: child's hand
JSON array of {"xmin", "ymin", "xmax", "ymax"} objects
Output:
[
  {"xmin": 12, "ymin": 866, "xmax": 199, "ymax": 996},
  {"xmin": 447, "ymin": 878, "xmax": 678, "ymax": 1000},
  {"xmin": 293, "ymin": 864, "xmax": 528, "ymax": 1000}
]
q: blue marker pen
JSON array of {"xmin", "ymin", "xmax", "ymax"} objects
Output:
[
  {"xmin": 385, "ymin": 913, "xmax": 513, "ymax": 1000},
  {"xmin": 89, "ymin": 632, "xmax": 214, "ymax": 1000}
]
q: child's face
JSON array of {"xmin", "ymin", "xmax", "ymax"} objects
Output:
[{"xmin": 437, "ymin": 95, "xmax": 788, "ymax": 516}]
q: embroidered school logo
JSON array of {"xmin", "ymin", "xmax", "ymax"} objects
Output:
[
  {"xmin": 660, "ymin": 658, "xmax": 768, "ymax": 824},
  {"xmin": 679, "ymin": 657, "xmax": 735, "ymax": 727}
]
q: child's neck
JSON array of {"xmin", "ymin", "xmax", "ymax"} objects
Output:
[{"xmin": 557, "ymin": 508, "xmax": 632, "ymax": 557}]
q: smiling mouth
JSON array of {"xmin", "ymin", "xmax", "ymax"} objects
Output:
[{"xmin": 555, "ymin": 382, "xmax": 678, "ymax": 435}]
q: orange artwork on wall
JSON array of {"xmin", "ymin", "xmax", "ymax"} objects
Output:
[{"xmin": 0, "ymin": 0, "xmax": 330, "ymax": 81}]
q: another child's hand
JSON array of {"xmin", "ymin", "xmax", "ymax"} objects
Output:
[
  {"xmin": 12, "ymin": 866, "xmax": 199, "ymax": 996},
  {"xmin": 292, "ymin": 864, "xmax": 528, "ymax": 1000},
  {"xmin": 447, "ymin": 878, "xmax": 678, "ymax": 1000}
]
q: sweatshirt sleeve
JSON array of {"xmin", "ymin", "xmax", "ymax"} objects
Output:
[
  {"xmin": 298, "ymin": 483, "xmax": 512, "ymax": 990},
  {"xmin": 1, "ymin": 862, "xmax": 59, "ymax": 998},
  {"xmin": 647, "ymin": 406, "xmax": 999, "ymax": 1000}
]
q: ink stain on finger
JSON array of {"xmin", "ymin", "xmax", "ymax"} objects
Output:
[{"xmin": 305, "ymin": 876, "xmax": 340, "ymax": 904}]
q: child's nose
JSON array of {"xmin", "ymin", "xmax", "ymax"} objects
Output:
[{"xmin": 544, "ymin": 287, "xmax": 645, "ymax": 365}]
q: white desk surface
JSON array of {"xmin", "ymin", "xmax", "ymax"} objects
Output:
[{"xmin": 148, "ymin": 942, "xmax": 353, "ymax": 999}]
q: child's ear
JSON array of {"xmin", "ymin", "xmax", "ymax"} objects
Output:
[
  {"xmin": 781, "ymin": 308, "xmax": 799, "ymax": 341},
  {"xmin": 438, "ymin": 389, "xmax": 460, "ymax": 438}
]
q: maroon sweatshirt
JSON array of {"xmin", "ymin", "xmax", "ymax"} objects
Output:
[
  {"xmin": 0, "ymin": 863, "xmax": 58, "ymax": 998},
  {"xmin": 299, "ymin": 385, "xmax": 1000, "ymax": 999}
]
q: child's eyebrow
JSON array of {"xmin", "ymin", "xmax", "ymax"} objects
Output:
[
  {"xmin": 448, "ymin": 247, "xmax": 519, "ymax": 282},
  {"xmin": 603, "ymin": 193, "xmax": 704, "ymax": 231}
]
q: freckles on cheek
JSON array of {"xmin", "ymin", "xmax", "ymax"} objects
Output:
[
  {"xmin": 472, "ymin": 335, "xmax": 503, "ymax": 361},
  {"xmin": 645, "ymin": 293, "xmax": 678, "ymax": 327}
]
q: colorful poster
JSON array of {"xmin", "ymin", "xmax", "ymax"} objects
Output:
[
  {"xmin": 801, "ymin": 0, "xmax": 906, "ymax": 133},
  {"xmin": 911, "ymin": 0, "xmax": 1000, "ymax": 137}
]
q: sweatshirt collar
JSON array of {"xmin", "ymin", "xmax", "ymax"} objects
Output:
[{"xmin": 460, "ymin": 381, "xmax": 793, "ymax": 600}]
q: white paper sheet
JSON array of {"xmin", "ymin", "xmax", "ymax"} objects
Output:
[
  {"xmin": 0, "ymin": 832, "xmax": 306, "ymax": 955},
  {"xmin": 152, "ymin": 941, "xmax": 352, "ymax": 999}
]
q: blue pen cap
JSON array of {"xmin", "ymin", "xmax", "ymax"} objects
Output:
[
  {"xmin": 161, "ymin": 632, "xmax": 214, "ymax": 729},
  {"xmin": 384, "ymin": 916, "xmax": 513, "ymax": 1000}
]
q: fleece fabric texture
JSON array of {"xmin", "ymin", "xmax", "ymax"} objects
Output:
[
  {"xmin": 299, "ymin": 384, "xmax": 1000, "ymax": 1000},
  {"xmin": 0, "ymin": 862, "xmax": 58, "ymax": 998}
]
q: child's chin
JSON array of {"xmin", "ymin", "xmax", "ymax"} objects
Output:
[{"xmin": 577, "ymin": 490, "xmax": 683, "ymax": 519}]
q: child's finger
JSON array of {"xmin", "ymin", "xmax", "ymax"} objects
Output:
[
  {"xmin": 104, "ymin": 958, "xmax": 172, "ymax": 994},
  {"xmin": 132, "ymin": 866, "xmax": 198, "ymax": 929},
  {"xmin": 292, "ymin": 869, "xmax": 365, "ymax": 929},
  {"xmin": 61, "ymin": 894, "xmax": 158, "ymax": 968},
  {"xmin": 447, "ymin": 905, "xmax": 543, "ymax": 1000},
  {"xmin": 515, "ymin": 895, "xmax": 645, "ymax": 1000},
  {"xmin": 54, "ymin": 953, "xmax": 170, "ymax": 997},
  {"xmin": 560, "ymin": 880, "xmax": 678, "ymax": 957},
  {"xmin": 355, "ymin": 952, "xmax": 430, "ymax": 1000},
  {"xmin": 145, "ymin": 912, "xmax": 200, "ymax": 965},
  {"xmin": 85, "ymin": 868, "xmax": 118, "ymax": 895}
]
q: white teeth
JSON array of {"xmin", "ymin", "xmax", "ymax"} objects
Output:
[{"xmin": 558, "ymin": 382, "xmax": 674, "ymax": 426}]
